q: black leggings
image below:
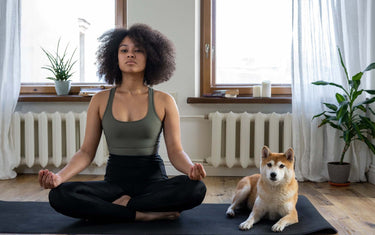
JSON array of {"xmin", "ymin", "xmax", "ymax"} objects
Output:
[{"xmin": 48, "ymin": 154, "xmax": 206, "ymax": 221}]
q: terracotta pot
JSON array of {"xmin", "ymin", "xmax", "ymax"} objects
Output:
[{"xmin": 327, "ymin": 162, "xmax": 350, "ymax": 185}]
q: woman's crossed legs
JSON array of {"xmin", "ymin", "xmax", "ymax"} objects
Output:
[{"xmin": 49, "ymin": 175, "xmax": 206, "ymax": 221}]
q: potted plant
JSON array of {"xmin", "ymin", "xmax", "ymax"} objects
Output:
[
  {"xmin": 312, "ymin": 48, "xmax": 375, "ymax": 185},
  {"xmin": 41, "ymin": 39, "xmax": 77, "ymax": 95}
]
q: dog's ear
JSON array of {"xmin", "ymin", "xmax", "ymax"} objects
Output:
[
  {"xmin": 285, "ymin": 148, "xmax": 294, "ymax": 162},
  {"xmin": 262, "ymin": 146, "xmax": 271, "ymax": 159}
]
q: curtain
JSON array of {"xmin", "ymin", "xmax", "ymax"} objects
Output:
[
  {"xmin": 0, "ymin": 0, "xmax": 21, "ymax": 179},
  {"xmin": 292, "ymin": 0, "xmax": 374, "ymax": 182}
]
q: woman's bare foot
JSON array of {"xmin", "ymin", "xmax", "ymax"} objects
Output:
[
  {"xmin": 113, "ymin": 195, "xmax": 131, "ymax": 206},
  {"xmin": 136, "ymin": 211, "xmax": 180, "ymax": 221},
  {"xmin": 113, "ymin": 195, "xmax": 180, "ymax": 221}
]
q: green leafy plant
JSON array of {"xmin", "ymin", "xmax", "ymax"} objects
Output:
[
  {"xmin": 312, "ymin": 48, "xmax": 375, "ymax": 164},
  {"xmin": 41, "ymin": 38, "xmax": 77, "ymax": 81}
]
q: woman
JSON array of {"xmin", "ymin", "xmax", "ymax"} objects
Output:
[{"xmin": 38, "ymin": 24, "xmax": 207, "ymax": 222}]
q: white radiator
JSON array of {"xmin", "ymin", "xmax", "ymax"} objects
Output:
[
  {"xmin": 207, "ymin": 112, "xmax": 293, "ymax": 168},
  {"xmin": 11, "ymin": 112, "xmax": 108, "ymax": 168}
]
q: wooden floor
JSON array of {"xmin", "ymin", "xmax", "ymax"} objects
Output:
[{"xmin": 1, "ymin": 174, "xmax": 375, "ymax": 235}]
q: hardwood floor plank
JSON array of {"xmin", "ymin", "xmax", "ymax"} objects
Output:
[
  {"xmin": 298, "ymin": 182, "xmax": 333, "ymax": 206},
  {"xmin": 202, "ymin": 176, "xmax": 240, "ymax": 203}
]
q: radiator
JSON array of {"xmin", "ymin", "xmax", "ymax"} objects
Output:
[
  {"xmin": 207, "ymin": 112, "xmax": 293, "ymax": 168},
  {"xmin": 11, "ymin": 112, "xmax": 108, "ymax": 168}
]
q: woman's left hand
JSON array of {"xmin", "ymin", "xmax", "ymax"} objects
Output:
[{"xmin": 188, "ymin": 163, "xmax": 206, "ymax": 181}]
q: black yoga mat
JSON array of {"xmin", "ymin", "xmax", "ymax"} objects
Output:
[{"xmin": 0, "ymin": 195, "xmax": 336, "ymax": 234}]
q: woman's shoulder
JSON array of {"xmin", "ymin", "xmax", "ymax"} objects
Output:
[
  {"xmin": 90, "ymin": 88, "xmax": 112, "ymax": 106},
  {"xmin": 153, "ymin": 89, "xmax": 176, "ymax": 104}
]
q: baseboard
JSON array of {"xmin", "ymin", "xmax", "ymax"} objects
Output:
[{"xmin": 368, "ymin": 164, "xmax": 375, "ymax": 185}]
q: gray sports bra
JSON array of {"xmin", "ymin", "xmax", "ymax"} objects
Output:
[{"xmin": 101, "ymin": 87, "xmax": 163, "ymax": 156}]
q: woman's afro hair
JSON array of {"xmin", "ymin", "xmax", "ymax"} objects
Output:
[{"xmin": 96, "ymin": 24, "xmax": 176, "ymax": 86}]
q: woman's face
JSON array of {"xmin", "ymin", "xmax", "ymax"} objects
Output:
[{"xmin": 118, "ymin": 36, "xmax": 147, "ymax": 75}]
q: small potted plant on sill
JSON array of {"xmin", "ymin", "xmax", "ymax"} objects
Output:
[
  {"xmin": 312, "ymin": 48, "xmax": 375, "ymax": 185},
  {"xmin": 41, "ymin": 38, "xmax": 77, "ymax": 95}
]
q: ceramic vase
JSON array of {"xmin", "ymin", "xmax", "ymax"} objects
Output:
[{"xmin": 54, "ymin": 80, "xmax": 71, "ymax": 96}]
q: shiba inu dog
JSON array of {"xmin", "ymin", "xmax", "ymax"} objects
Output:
[{"xmin": 226, "ymin": 146, "xmax": 298, "ymax": 232}]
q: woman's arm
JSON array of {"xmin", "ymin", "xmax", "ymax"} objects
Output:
[
  {"xmin": 39, "ymin": 92, "xmax": 105, "ymax": 188},
  {"xmin": 160, "ymin": 93, "xmax": 206, "ymax": 180}
]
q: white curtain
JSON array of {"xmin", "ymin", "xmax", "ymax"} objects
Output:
[
  {"xmin": 292, "ymin": 0, "xmax": 375, "ymax": 182},
  {"xmin": 0, "ymin": 0, "xmax": 21, "ymax": 179}
]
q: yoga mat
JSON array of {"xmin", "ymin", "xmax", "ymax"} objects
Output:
[{"xmin": 0, "ymin": 195, "xmax": 336, "ymax": 234}]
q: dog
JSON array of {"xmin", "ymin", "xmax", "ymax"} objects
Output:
[{"xmin": 226, "ymin": 146, "xmax": 298, "ymax": 232}]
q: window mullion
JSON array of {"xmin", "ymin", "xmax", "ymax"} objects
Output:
[{"xmin": 201, "ymin": 0, "xmax": 213, "ymax": 95}]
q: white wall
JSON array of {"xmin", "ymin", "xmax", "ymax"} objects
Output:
[{"xmin": 15, "ymin": 0, "xmax": 292, "ymax": 175}]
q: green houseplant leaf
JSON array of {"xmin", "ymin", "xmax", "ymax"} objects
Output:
[
  {"xmin": 335, "ymin": 93, "xmax": 345, "ymax": 103},
  {"xmin": 364, "ymin": 62, "xmax": 375, "ymax": 72}
]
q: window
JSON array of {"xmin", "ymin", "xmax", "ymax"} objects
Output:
[
  {"xmin": 201, "ymin": 0, "xmax": 292, "ymax": 96},
  {"xmin": 20, "ymin": 0, "xmax": 126, "ymax": 89}
]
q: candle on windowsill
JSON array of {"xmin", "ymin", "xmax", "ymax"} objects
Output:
[
  {"xmin": 262, "ymin": 80, "xmax": 271, "ymax": 97},
  {"xmin": 253, "ymin": 85, "xmax": 262, "ymax": 97}
]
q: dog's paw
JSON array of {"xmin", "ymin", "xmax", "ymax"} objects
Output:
[
  {"xmin": 226, "ymin": 208, "xmax": 235, "ymax": 217},
  {"xmin": 271, "ymin": 221, "xmax": 286, "ymax": 232},
  {"xmin": 239, "ymin": 221, "xmax": 253, "ymax": 230}
]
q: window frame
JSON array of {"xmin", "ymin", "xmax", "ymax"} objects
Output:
[
  {"xmin": 19, "ymin": 0, "xmax": 127, "ymax": 96},
  {"xmin": 200, "ymin": 0, "xmax": 291, "ymax": 97}
]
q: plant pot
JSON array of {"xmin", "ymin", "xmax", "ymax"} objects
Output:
[
  {"xmin": 54, "ymin": 80, "xmax": 71, "ymax": 95},
  {"xmin": 327, "ymin": 162, "xmax": 350, "ymax": 185}
]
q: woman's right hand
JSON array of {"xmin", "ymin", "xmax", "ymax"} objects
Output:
[
  {"xmin": 188, "ymin": 163, "xmax": 206, "ymax": 181},
  {"xmin": 38, "ymin": 169, "xmax": 62, "ymax": 189}
]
